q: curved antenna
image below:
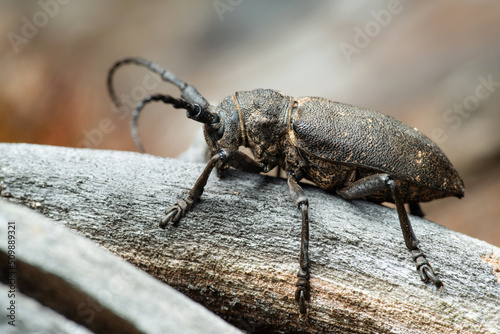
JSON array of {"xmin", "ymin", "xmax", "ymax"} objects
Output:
[
  {"xmin": 107, "ymin": 58, "xmax": 219, "ymax": 153},
  {"xmin": 107, "ymin": 57, "xmax": 209, "ymax": 109},
  {"xmin": 131, "ymin": 94, "xmax": 219, "ymax": 153}
]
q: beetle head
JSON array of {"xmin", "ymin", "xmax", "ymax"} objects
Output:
[
  {"xmin": 203, "ymin": 95, "xmax": 242, "ymax": 155},
  {"xmin": 234, "ymin": 89, "xmax": 292, "ymax": 159}
]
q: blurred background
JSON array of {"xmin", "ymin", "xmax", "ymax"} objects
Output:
[{"xmin": 0, "ymin": 1, "xmax": 499, "ymax": 246}]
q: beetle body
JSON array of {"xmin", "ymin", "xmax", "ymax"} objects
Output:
[
  {"xmin": 206, "ymin": 88, "xmax": 464, "ymax": 204},
  {"xmin": 108, "ymin": 58, "xmax": 464, "ymax": 315}
]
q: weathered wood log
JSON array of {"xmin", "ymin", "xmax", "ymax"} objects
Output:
[
  {"xmin": 0, "ymin": 199, "xmax": 241, "ymax": 334},
  {"xmin": 0, "ymin": 143, "xmax": 499, "ymax": 333}
]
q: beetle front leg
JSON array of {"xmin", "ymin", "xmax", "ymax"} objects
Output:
[
  {"xmin": 337, "ymin": 174, "xmax": 443, "ymax": 289},
  {"xmin": 161, "ymin": 152, "xmax": 222, "ymax": 227},
  {"xmin": 161, "ymin": 149, "xmax": 267, "ymax": 228},
  {"xmin": 287, "ymin": 172, "xmax": 310, "ymax": 314}
]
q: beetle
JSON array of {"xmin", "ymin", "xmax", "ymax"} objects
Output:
[{"xmin": 107, "ymin": 58, "xmax": 465, "ymax": 315}]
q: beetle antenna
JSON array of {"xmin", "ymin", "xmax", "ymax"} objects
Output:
[
  {"xmin": 107, "ymin": 57, "xmax": 209, "ymax": 110},
  {"xmin": 131, "ymin": 94, "xmax": 219, "ymax": 153}
]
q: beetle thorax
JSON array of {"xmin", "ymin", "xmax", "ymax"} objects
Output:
[{"xmin": 235, "ymin": 89, "xmax": 293, "ymax": 161}]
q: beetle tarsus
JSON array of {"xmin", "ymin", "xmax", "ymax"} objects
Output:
[
  {"xmin": 420, "ymin": 264, "xmax": 443, "ymax": 288},
  {"xmin": 295, "ymin": 274, "xmax": 311, "ymax": 314},
  {"xmin": 160, "ymin": 209, "xmax": 178, "ymax": 228},
  {"xmin": 295, "ymin": 286, "xmax": 309, "ymax": 315},
  {"xmin": 160, "ymin": 197, "xmax": 194, "ymax": 228},
  {"xmin": 412, "ymin": 249, "xmax": 443, "ymax": 288}
]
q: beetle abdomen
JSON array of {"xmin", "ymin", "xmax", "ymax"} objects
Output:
[{"xmin": 291, "ymin": 97, "xmax": 464, "ymax": 197}]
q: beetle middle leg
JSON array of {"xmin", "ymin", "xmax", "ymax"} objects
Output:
[
  {"xmin": 160, "ymin": 149, "xmax": 266, "ymax": 227},
  {"xmin": 337, "ymin": 173, "xmax": 443, "ymax": 288},
  {"xmin": 287, "ymin": 172, "xmax": 311, "ymax": 314}
]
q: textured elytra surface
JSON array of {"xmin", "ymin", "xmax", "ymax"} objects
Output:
[
  {"xmin": 292, "ymin": 98, "xmax": 464, "ymax": 196},
  {"xmin": 0, "ymin": 143, "xmax": 498, "ymax": 333}
]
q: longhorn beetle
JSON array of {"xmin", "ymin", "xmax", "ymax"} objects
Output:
[{"xmin": 108, "ymin": 58, "xmax": 465, "ymax": 314}]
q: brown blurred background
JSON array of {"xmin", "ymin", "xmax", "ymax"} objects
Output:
[{"xmin": 0, "ymin": 1, "xmax": 499, "ymax": 246}]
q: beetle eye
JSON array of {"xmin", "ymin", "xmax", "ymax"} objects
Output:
[{"xmin": 213, "ymin": 122, "xmax": 224, "ymax": 141}]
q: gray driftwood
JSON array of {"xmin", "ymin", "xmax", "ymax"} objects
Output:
[
  {"xmin": 0, "ymin": 199, "xmax": 241, "ymax": 334},
  {"xmin": 0, "ymin": 143, "xmax": 499, "ymax": 333}
]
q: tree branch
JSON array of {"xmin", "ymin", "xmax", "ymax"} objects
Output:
[{"xmin": 0, "ymin": 143, "xmax": 499, "ymax": 333}]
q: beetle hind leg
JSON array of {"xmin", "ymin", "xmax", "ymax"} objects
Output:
[
  {"xmin": 337, "ymin": 174, "xmax": 443, "ymax": 289},
  {"xmin": 287, "ymin": 172, "xmax": 311, "ymax": 314},
  {"xmin": 387, "ymin": 179, "xmax": 443, "ymax": 289},
  {"xmin": 409, "ymin": 202, "xmax": 425, "ymax": 217}
]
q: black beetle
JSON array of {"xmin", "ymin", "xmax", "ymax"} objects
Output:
[{"xmin": 108, "ymin": 58, "xmax": 465, "ymax": 315}]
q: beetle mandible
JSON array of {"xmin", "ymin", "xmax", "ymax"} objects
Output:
[{"xmin": 108, "ymin": 58, "xmax": 465, "ymax": 315}]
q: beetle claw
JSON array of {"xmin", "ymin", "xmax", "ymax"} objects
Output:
[
  {"xmin": 295, "ymin": 289, "xmax": 307, "ymax": 315},
  {"xmin": 412, "ymin": 250, "xmax": 443, "ymax": 289},
  {"xmin": 159, "ymin": 205, "xmax": 182, "ymax": 228},
  {"xmin": 295, "ymin": 282, "xmax": 310, "ymax": 315},
  {"xmin": 159, "ymin": 197, "xmax": 194, "ymax": 228},
  {"xmin": 419, "ymin": 264, "xmax": 444, "ymax": 289}
]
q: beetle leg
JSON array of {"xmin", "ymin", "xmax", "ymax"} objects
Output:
[
  {"xmin": 161, "ymin": 152, "xmax": 222, "ymax": 228},
  {"xmin": 388, "ymin": 180, "xmax": 443, "ymax": 289},
  {"xmin": 222, "ymin": 150, "xmax": 269, "ymax": 174},
  {"xmin": 287, "ymin": 173, "xmax": 310, "ymax": 314},
  {"xmin": 337, "ymin": 174, "xmax": 443, "ymax": 289},
  {"xmin": 409, "ymin": 202, "xmax": 425, "ymax": 217},
  {"xmin": 161, "ymin": 149, "xmax": 267, "ymax": 228}
]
